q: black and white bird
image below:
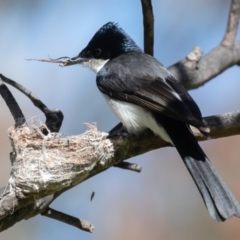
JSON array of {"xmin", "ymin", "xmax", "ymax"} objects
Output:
[{"xmin": 63, "ymin": 22, "xmax": 240, "ymax": 221}]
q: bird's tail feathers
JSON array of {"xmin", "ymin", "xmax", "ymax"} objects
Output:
[
  {"xmin": 184, "ymin": 156, "xmax": 240, "ymax": 221},
  {"xmin": 160, "ymin": 117, "xmax": 240, "ymax": 221}
]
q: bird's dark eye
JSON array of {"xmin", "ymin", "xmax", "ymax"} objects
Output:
[
  {"xmin": 86, "ymin": 51, "xmax": 92, "ymax": 57},
  {"xmin": 93, "ymin": 48, "xmax": 101, "ymax": 57},
  {"xmin": 79, "ymin": 49, "xmax": 92, "ymax": 58}
]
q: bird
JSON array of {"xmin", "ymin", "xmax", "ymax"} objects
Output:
[{"xmin": 62, "ymin": 22, "xmax": 240, "ymax": 221}]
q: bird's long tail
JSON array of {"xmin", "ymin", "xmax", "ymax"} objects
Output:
[{"xmin": 159, "ymin": 116, "xmax": 240, "ymax": 221}]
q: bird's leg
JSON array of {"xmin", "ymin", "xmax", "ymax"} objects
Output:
[{"xmin": 108, "ymin": 122, "xmax": 129, "ymax": 138}]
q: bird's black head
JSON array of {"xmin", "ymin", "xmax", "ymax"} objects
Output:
[
  {"xmin": 62, "ymin": 22, "xmax": 142, "ymax": 72},
  {"xmin": 79, "ymin": 22, "xmax": 141, "ymax": 60}
]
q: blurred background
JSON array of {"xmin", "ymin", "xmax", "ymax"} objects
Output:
[{"xmin": 1, "ymin": 0, "xmax": 240, "ymax": 239}]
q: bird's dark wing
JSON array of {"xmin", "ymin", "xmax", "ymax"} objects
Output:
[{"xmin": 97, "ymin": 52, "xmax": 208, "ymax": 133}]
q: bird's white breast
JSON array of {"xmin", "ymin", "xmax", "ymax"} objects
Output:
[{"xmin": 103, "ymin": 95, "xmax": 172, "ymax": 144}]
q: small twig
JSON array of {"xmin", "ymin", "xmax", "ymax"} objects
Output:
[
  {"xmin": 26, "ymin": 56, "xmax": 79, "ymax": 67},
  {"xmin": 221, "ymin": 0, "xmax": 240, "ymax": 48},
  {"xmin": 114, "ymin": 162, "xmax": 142, "ymax": 173},
  {"xmin": 41, "ymin": 207, "xmax": 94, "ymax": 233},
  {"xmin": 140, "ymin": 0, "xmax": 154, "ymax": 55},
  {"xmin": 26, "ymin": 57, "xmax": 65, "ymax": 64},
  {"xmin": 0, "ymin": 76, "xmax": 25, "ymax": 127},
  {"xmin": 0, "ymin": 74, "xmax": 63, "ymax": 133}
]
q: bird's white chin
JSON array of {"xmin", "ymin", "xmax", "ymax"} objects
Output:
[{"xmin": 81, "ymin": 59, "xmax": 109, "ymax": 73}]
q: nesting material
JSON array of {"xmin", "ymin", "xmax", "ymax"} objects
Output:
[{"xmin": 8, "ymin": 123, "xmax": 114, "ymax": 199}]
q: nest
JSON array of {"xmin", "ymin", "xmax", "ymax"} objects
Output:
[{"xmin": 8, "ymin": 123, "xmax": 114, "ymax": 198}]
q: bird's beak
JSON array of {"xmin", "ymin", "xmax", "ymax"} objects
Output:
[{"xmin": 60, "ymin": 56, "xmax": 86, "ymax": 67}]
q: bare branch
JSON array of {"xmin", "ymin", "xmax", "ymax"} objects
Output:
[
  {"xmin": 0, "ymin": 74, "xmax": 63, "ymax": 133},
  {"xmin": 41, "ymin": 207, "xmax": 94, "ymax": 233},
  {"xmin": 168, "ymin": 0, "xmax": 240, "ymax": 90},
  {"xmin": 0, "ymin": 74, "xmax": 48, "ymax": 112},
  {"xmin": 221, "ymin": 0, "xmax": 240, "ymax": 48},
  {"xmin": 140, "ymin": 0, "xmax": 154, "ymax": 55},
  {"xmin": 168, "ymin": 41, "xmax": 240, "ymax": 90},
  {"xmin": 0, "ymin": 76, "xmax": 25, "ymax": 127}
]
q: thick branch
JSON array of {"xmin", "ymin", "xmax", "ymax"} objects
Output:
[
  {"xmin": 168, "ymin": 42, "xmax": 240, "ymax": 90},
  {"xmin": 0, "ymin": 110, "xmax": 240, "ymax": 230},
  {"xmin": 168, "ymin": 0, "xmax": 240, "ymax": 89}
]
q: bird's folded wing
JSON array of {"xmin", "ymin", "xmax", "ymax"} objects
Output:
[{"xmin": 97, "ymin": 69, "xmax": 205, "ymax": 129}]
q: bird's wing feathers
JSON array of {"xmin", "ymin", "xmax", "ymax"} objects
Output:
[{"xmin": 97, "ymin": 52, "xmax": 207, "ymax": 130}]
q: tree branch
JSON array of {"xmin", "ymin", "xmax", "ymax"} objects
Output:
[
  {"xmin": 221, "ymin": 0, "xmax": 240, "ymax": 48},
  {"xmin": 0, "ymin": 74, "xmax": 64, "ymax": 134},
  {"xmin": 41, "ymin": 207, "xmax": 94, "ymax": 233},
  {"xmin": 168, "ymin": 0, "xmax": 240, "ymax": 89},
  {"xmin": 0, "ymin": 110, "xmax": 240, "ymax": 231},
  {"xmin": 168, "ymin": 41, "xmax": 240, "ymax": 90},
  {"xmin": 140, "ymin": 0, "xmax": 154, "ymax": 55},
  {"xmin": 0, "ymin": 76, "xmax": 25, "ymax": 127}
]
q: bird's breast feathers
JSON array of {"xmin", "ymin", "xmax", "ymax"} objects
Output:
[{"xmin": 103, "ymin": 94, "xmax": 172, "ymax": 143}]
